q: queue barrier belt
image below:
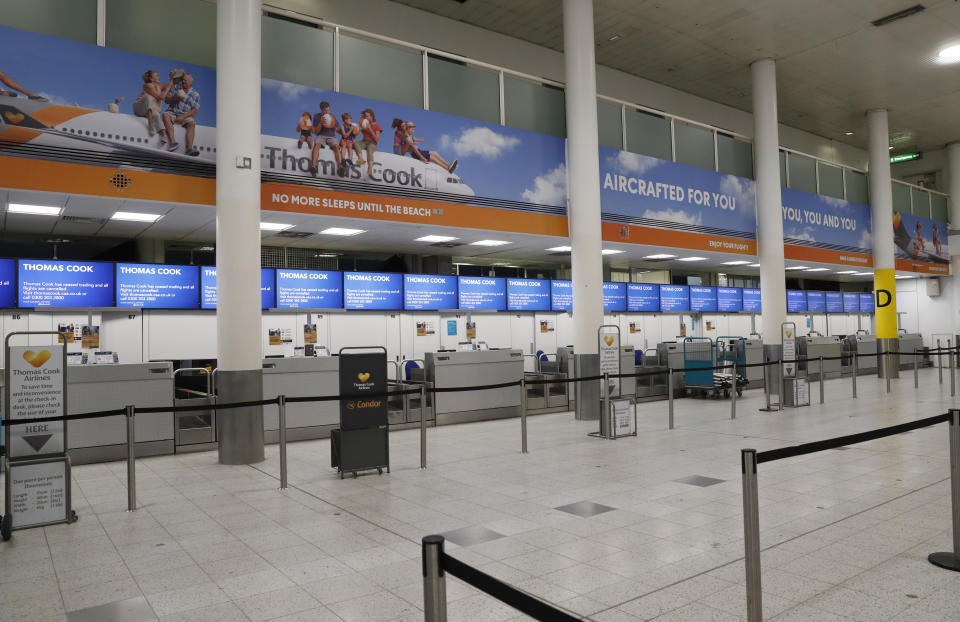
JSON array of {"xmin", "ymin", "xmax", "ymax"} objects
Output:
[
  {"xmin": 440, "ymin": 553, "xmax": 582, "ymax": 622},
  {"xmin": 1, "ymin": 347, "xmax": 952, "ymax": 428}
]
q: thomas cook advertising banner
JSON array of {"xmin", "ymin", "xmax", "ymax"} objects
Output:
[
  {"xmin": 598, "ymin": 147, "xmax": 757, "ymax": 255},
  {"xmin": 781, "ymin": 187, "xmax": 873, "ymax": 268},
  {"xmin": 892, "ymin": 211, "xmax": 950, "ymax": 274}
]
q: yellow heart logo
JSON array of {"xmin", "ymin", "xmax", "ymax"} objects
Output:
[
  {"xmin": 4, "ymin": 111, "xmax": 24, "ymax": 124},
  {"xmin": 603, "ymin": 336, "xmax": 615, "ymax": 346},
  {"xmin": 23, "ymin": 350, "xmax": 51, "ymax": 368},
  {"xmin": 357, "ymin": 372, "xmax": 370, "ymax": 383},
  {"xmin": 786, "ymin": 330, "xmax": 793, "ymax": 338}
]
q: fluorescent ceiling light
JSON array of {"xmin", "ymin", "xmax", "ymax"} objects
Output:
[
  {"xmin": 844, "ymin": 131, "xmax": 854, "ymax": 136},
  {"xmin": 937, "ymin": 43, "xmax": 960, "ymax": 63},
  {"xmin": 607, "ymin": 33, "xmax": 622, "ymax": 42},
  {"xmin": 7, "ymin": 203, "xmax": 61, "ymax": 216},
  {"xmin": 748, "ymin": 263, "xmax": 761, "ymax": 267},
  {"xmin": 546, "ymin": 245, "xmax": 572, "ymax": 252},
  {"xmin": 678, "ymin": 256, "xmax": 706, "ymax": 262},
  {"xmin": 314, "ymin": 253, "xmax": 338, "ymax": 258},
  {"xmin": 804, "ymin": 267, "xmax": 829, "ymax": 272},
  {"xmin": 888, "ymin": 146, "xmax": 893, "ymax": 150},
  {"xmin": 722, "ymin": 260, "xmax": 751, "ymax": 266},
  {"xmin": 415, "ymin": 235, "xmax": 459, "ymax": 243},
  {"xmin": 111, "ymin": 211, "xmax": 162, "ymax": 223},
  {"xmin": 785, "ymin": 265, "xmax": 809, "ymax": 270},
  {"xmin": 197, "ymin": 246, "xmax": 215, "ymax": 252},
  {"xmin": 260, "ymin": 222, "xmax": 293, "ymax": 232},
  {"xmin": 319, "ymin": 227, "xmax": 364, "ymax": 236},
  {"xmin": 894, "ymin": 275, "xmax": 914, "ymax": 279},
  {"xmin": 835, "ymin": 270, "xmax": 857, "ymax": 274},
  {"xmin": 470, "ymin": 239, "xmax": 510, "ymax": 246},
  {"xmin": 644, "ymin": 253, "xmax": 677, "ymax": 259},
  {"xmin": 853, "ymin": 272, "xmax": 873, "ymax": 276},
  {"xmin": 601, "ymin": 249, "xmax": 625, "ymax": 255}
]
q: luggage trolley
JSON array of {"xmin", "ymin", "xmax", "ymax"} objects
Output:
[
  {"xmin": 716, "ymin": 336, "xmax": 748, "ymax": 398},
  {"xmin": 683, "ymin": 337, "xmax": 717, "ymax": 398}
]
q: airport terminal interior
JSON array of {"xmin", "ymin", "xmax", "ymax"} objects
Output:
[{"xmin": 2, "ymin": 0, "xmax": 960, "ymax": 620}]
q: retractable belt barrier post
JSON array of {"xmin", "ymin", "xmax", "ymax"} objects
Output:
[
  {"xmin": 125, "ymin": 405, "xmax": 136, "ymax": 512},
  {"xmin": 819, "ymin": 356, "xmax": 825, "ymax": 404},
  {"xmin": 929, "ymin": 409, "xmax": 960, "ymax": 572},
  {"xmin": 420, "ymin": 383, "xmax": 427, "ymax": 470},
  {"xmin": 741, "ymin": 448, "xmax": 762, "ymax": 622},
  {"xmin": 939, "ymin": 339, "xmax": 944, "ymax": 384},
  {"xmin": 668, "ymin": 368, "xmax": 675, "ymax": 430},
  {"xmin": 915, "ymin": 348, "xmax": 920, "ymax": 389},
  {"xmin": 951, "ymin": 339, "xmax": 956, "ymax": 399},
  {"xmin": 853, "ymin": 352, "xmax": 858, "ymax": 398},
  {"xmin": 422, "ymin": 535, "xmax": 447, "ymax": 622},
  {"xmin": 520, "ymin": 377, "xmax": 528, "ymax": 454},
  {"xmin": 278, "ymin": 395, "xmax": 288, "ymax": 490},
  {"xmin": 730, "ymin": 363, "xmax": 737, "ymax": 420}
]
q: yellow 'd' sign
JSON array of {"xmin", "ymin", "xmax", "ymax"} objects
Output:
[{"xmin": 873, "ymin": 268, "xmax": 897, "ymax": 339}]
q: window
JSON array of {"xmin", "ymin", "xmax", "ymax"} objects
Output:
[
  {"xmin": 891, "ymin": 182, "xmax": 911, "ymax": 214},
  {"xmin": 845, "ymin": 170, "xmax": 868, "ymax": 204},
  {"xmin": 262, "ymin": 14, "xmax": 333, "ymax": 90},
  {"xmin": 717, "ymin": 134, "xmax": 753, "ymax": 179},
  {"xmin": 779, "ymin": 150, "xmax": 787, "ymax": 187},
  {"xmin": 673, "ymin": 122, "xmax": 715, "ymax": 171},
  {"xmin": 911, "ymin": 187, "xmax": 931, "ymax": 218},
  {"xmin": 503, "ymin": 75, "xmax": 566, "ymax": 137},
  {"xmin": 339, "ymin": 34, "xmax": 423, "ymax": 108},
  {"xmin": 817, "ymin": 162, "xmax": 844, "ymax": 199},
  {"xmin": 931, "ymin": 194, "xmax": 949, "ymax": 223},
  {"xmin": 596, "ymin": 100, "xmax": 622, "ymax": 150},
  {"xmin": 427, "ymin": 56, "xmax": 499, "ymax": 125},
  {"xmin": 786, "ymin": 153, "xmax": 816, "ymax": 193},
  {"xmin": 0, "ymin": 0, "xmax": 97, "ymax": 43},
  {"xmin": 624, "ymin": 108, "xmax": 671, "ymax": 161},
  {"xmin": 106, "ymin": 0, "xmax": 216, "ymax": 66}
]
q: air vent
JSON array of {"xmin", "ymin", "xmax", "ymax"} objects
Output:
[
  {"xmin": 61, "ymin": 216, "xmax": 107, "ymax": 226},
  {"xmin": 275, "ymin": 231, "xmax": 313, "ymax": 239},
  {"xmin": 871, "ymin": 4, "xmax": 924, "ymax": 27},
  {"xmin": 429, "ymin": 241, "xmax": 465, "ymax": 248},
  {"xmin": 109, "ymin": 170, "xmax": 132, "ymax": 191}
]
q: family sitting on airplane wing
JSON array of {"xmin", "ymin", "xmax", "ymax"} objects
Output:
[
  {"xmin": 133, "ymin": 68, "xmax": 201, "ymax": 156},
  {"xmin": 301, "ymin": 101, "xmax": 457, "ymax": 178}
]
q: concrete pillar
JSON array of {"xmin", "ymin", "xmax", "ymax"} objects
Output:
[
  {"xmin": 868, "ymin": 109, "xmax": 899, "ymax": 377},
  {"xmin": 216, "ymin": 0, "xmax": 264, "ymax": 464},
  {"xmin": 751, "ymin": 60, "xmax": 786, "ymax": 349},
  {"xmin": 563, "ymin": 0, "xmax": 605, "ymax": 420}
]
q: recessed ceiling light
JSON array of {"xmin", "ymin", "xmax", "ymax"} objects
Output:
[
  {"xmin": 319, "ymin": 227, "xmax": 364, "ymax": 236},
  {"xmin": 853, "ymin": 271, "xmax": 873, "ymax": 276},
  {"xmin": 7, "ymin": 203, "xmax": 61, "ymax": 216},
  {"xmin": 314, "ymin": 253, "xmax": 338, "ymax": 258},
  {"xmin": 546, "ymin": 245, "xmax": 572, "ymax": 252},
  {"xmin": 748, "ymin": 263, "xmax": 761, "ymax": 267},
  {"xmin": 937, "ymin": 43, "xmax": 960, "ymax": 63},
  {"xmin": 260, "ymin": 222, "xmax": 293, "ymax": 232},
  {"xmin": 804, "ymin": 267, "xmax": 829, "ymax": 272},
  {"xmin": 835, "ymin": 270, "xmax": 857, "ymax": 274},
  {"xmin": 644, "ymin": 253, "xmax": 677, "ymax": 259},
  {"xmin": 470, "ymin": 239, "xmax": 510, "ymax": 246},
  {"xmin": 722, "ymin": 260, "xmax": 751, "ymax": 266},
  {"xmin": 111, "ymin": 211, "xmax": 162, "ymax": 222},
  {"xmin": 678, "ymin": 256, "xmax": 706, "ymax": 262},
  {"xmin": 601, "ymin": 249, "xmax": 625, "ymax": 255},
  {"xmin": 785, "ymin": 265, "xmax": 810, "ymax": 270},
  {"xmin": 894, "ymin": 274, "xmax": 914, "ymax": 279},
  {"xmin": 415, "ymin": 235, "xmax": 459, "ymax": 243},
  {"xmin": 844, "ymin": 131, "xmax": 854, "ymax": 136},
  {"xmin": 888, "ymin": 146, "xmax": 893, "ymax": 150},
  {"xmin": 197, "ymin": 246, "xmax": 215, "ymax": 252},
  {"xmin": 607, "ymin": 33, "xmax": 622, "ymax": 42}
]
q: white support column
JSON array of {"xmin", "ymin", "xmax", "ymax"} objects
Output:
[
  {"xmin": 751, "ymin": 59, "xmax": 786, "ymax": 344},
  {"xmin": 563, "ymin": 0, "xmax": 605, "ymax": 420},
  {"xmin": 868, "ymin": 109, "xmax": 899, "ymax": 377},
  {"xmin": 216, "ymin": 0, "xmax": 265, "ymax": 464},
  {"xmin": 946, "ymin": 143, "xmax": 960, "ymax": 333}
]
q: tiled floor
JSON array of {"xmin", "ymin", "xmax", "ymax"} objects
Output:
[{"xmin": 2, "ymin": 368, "xmax": 960, "ymax": 621}]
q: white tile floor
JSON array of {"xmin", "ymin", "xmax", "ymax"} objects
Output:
[{"xmin": 2, "ymin": 368, "xmax": 960, "ymax": 621}]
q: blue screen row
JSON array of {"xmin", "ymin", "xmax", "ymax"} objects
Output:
[{"xmin": 0, "ymin": 259, "xmax": 875, "ymax": 313}]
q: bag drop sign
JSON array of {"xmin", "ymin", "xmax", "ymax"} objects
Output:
[
  {"xmin": 7, "ymin": 344, "xmax": 65, "ymax": 457},
  {"xmin": 9, "ymin": 459, "xmax": 68, "ymax": 528}
]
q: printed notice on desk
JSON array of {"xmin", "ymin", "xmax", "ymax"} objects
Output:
[
  {"xmin": 344, "ymin": 272, "xmax": 402, "ymax": 310},
  {"xmin": 276, "ymin": 269, "xmax": 342, "ymax": 308}
]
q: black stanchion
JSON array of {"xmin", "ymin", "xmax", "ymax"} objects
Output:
[{"xmin": 929, "ymin": 409, "xmax": 960, "ymax": 572}]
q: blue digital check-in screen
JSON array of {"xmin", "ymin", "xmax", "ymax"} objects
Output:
[
  {"xmin": 858, "ymin": 293, "xmax": 875, "ymax": 313},
  {"xmin": 602, "ymin": 282, "xmax": 626, "ymax": 312},
  {"xmin": 0, "ymin": 258, "xmax": 15, "ymax": 307},
  {"xmin": 842, "ymin": 292, "xmax": 860, "ymax": 313},
  {"xmin": 403, "ymin": 274, "xmax": 457, "ymax": 310},
  {"xmin": 742, "ymin": 288, "xmax": 761, "ymax": 312},
  {"xmin": 627, "ymin": 283, "xmax": 659, "ymax": 312},
  {"xmin": 717, "ymin": 287, "xmax": 742, "ymax": 312},
  {"xmin": 458, "ymin": 276, "xmax": 506, "ymax": 310},
  {"xmin": 786, "ymin": 290, "xmax": 807, "ymax": 313},
  {"xmin": 689, "ymin": 286, "xmax": 717, "ymax": 312},
  {"xmin": 550, "ymin": 280, "xmax": 572, "ymax": 311},
  {"xmin": 825, "ymin": 292, "xmax": 843, "ymax": 313},
  {"xmin": 18, "ymin": 259, "xmax": 114, "ymax": 307},
  {"xmin": 659, "ymin": 285, "xmax": 690, "ymax": 312},
  {"xmin": 507, "ymin": 278, "xmax": 550, "ymax": 311},
  {"xmin": 201, "ymin": 267, "xmax": 276, "ymax": 309},
  {"xmin": 275, "ymin": 269, "xmax": 342, "ymax": 308},
  {"xmin": 806, "ymin": 291, "xmax": 826, "ymax": 313},
  {"xmin": 343, "ymin": 272, "xmax": 403, "ymax": 310},
  {"xmin": 115, "ymin": 263, "xmax": 199, "ymax": 308}
]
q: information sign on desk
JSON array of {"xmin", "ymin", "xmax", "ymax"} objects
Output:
[
  {"xmin": 6, "ymin": 344, "xmax": 65, "ymax": 458},
  {"xmin": 610, "ymin": 399, "xmax": 635, "ymax": 437}
]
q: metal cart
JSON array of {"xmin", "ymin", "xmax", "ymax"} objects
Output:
[{"xmin": 683, "ymin": 337, "xmax": 717, "ymax": 397}]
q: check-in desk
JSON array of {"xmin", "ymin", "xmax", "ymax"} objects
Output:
[
  {"xmin": 425, "ymin": 349, "xmax": 523, "ymax": 424},
  {"xmin": 742, "ymin": 339, "xmax": 764, "ymax": 388},
  {"xmin": 67, "ymin": 363, "xmax": 174, "ymax": 464},
  {"xmin": 898, "ymin": 333, "xmax": 923, "ymax": 369},
  {"xmin": 261, "ymin": 356, "xmax": 339, "ymax": 442},
  {"xmin": 804, "ymin": 336, "xmax": 843, "ymax": 379},
  {"xmin": 657, "ymin": 342, "xmax": 686, "ymax": 394}
]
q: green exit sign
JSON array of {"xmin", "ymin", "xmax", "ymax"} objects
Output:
[{"xmin": 890, "ymin": 152, "xmax": 921, "ymax": 163}]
